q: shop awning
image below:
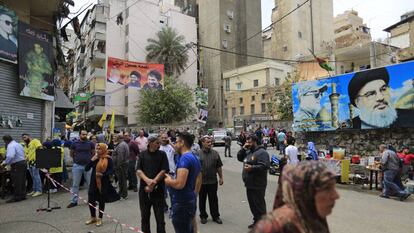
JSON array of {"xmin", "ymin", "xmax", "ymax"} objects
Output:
[{"xmin": 55, "ymin": 88, "xmax": 75, "ymax": 109}]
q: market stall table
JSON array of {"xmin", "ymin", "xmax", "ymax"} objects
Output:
[{"xmin": 366, "ymin": 166, "xmax": 381, "ymax": 190}]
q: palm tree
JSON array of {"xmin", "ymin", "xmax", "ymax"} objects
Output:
[{"xmin": 146, "ymin": 27, "xmax": 189, "ymax": 77}]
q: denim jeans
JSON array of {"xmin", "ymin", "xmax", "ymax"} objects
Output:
[
  {"xmin": 171, "ymin": 200, "xmax": 196, "ymax": 233},
  {"xmin": 70, "ymin": 163, "xmax": 91, "ymax": 203},
  {"xmin": 383, "ymin": 170, "xmax": 406, "ymax": 197},
  {"xmin": 28, "ymin": 166, "xmax": 42, "ymax": 192}
]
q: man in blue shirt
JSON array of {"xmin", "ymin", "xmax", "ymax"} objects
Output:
[
  {"xmin": 67, "ymin": 130, "xmax": 95, "ymax": 208},
  {"xmin": 165, "ymin": 132, "xmax": 201, "ymax": 233},
  {"xmin": 1, "ymin": 135, "xmax": 27, "ymax": 203}
]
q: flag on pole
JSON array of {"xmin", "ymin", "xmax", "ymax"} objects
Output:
[
  {"xmin": 109, "ymin": 111, "xmax": 115, "ymax": 134},
  {"xmin": 308, "ymin": 49, "xmax": 334, "ymax": 72},
  {"xmin": 97, "ymin": 112, "xmax": 107, "ymax": 128}
]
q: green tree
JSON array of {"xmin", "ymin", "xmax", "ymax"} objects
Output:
[
  {"xmin": 136, "ymin": 77, "xmax": 195, "ymax": 125},
  {"xmin": 267, "ymin": 72, "xmax": 301, "ymax": 121},
  {"xmin": 146, "ymin": 27, "xmax": 189, "ymax": 77}
]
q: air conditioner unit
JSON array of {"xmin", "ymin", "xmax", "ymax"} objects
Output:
[
  {"xmin": 224, "ymin": 25, "xmax": 231, "ymax": 33},
  {"xmin": 227, "ymin": 10, "xmax": 234, "ymax": 19},
  {"xmin": 222, "ymin": 40, "xmax": 228, "ymax": 49}
]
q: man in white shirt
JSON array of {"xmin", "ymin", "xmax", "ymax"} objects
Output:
[
  {"xmin": 159, "ymin": 133, "xmax": 176, "ymax": 212},
  {"xmin": 285, "ymin": 137, "xmax": 299, "ymax": 166},
  {"xmin": 135, "ymin": 129, "xmax": 148, "ymax": 152}
]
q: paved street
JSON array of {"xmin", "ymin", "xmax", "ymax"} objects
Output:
[{"xmin": 0, "ymin": 145, "xmax": 413, "ymax": 233}]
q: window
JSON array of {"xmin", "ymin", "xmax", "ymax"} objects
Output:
[
  {"xmin": 126, "ymin": 8, "xmax": 129, "ymax": 18},
  {"xmin": 253, "ymin": 80, "xmax": 259, "ymax": 87},
  {"xmin": 298, "ymin": 31, "xmax": 302, "ymax": 38},
  {"xmin": 251, "ymin": 95, "xmax": 255, "ymax": 101},
  {"xmin": 283, "ymin": 46, "xmax": 288, "ymax": 52},
  {"xmin": 262, "ymin": 94, "xmax": 266, "ymax": 100},
  {"xmin": 222, "ymin": 39, "xmax": 228, "ymax": 49},
  {"xmin": 274, "ymin": 78, "xmax": 280, "ymax": 86},
  {"xmin": 240, "ymin": 106, "xmax": 244, "ymax": 115},
  {"xmin": 261, "ymin": 103, "xmax": 266, "ymax": 113},
  {"xmin": 125, "ymin": 24, "xmax": 129, "ymax": 36},
  {"xmin": 232, "ymin": 107, "xmax": 236, "ymax": 117},
  {"xmin": 125, "ymin": 41, "xmax": 129, "ymax": 53},
  {"xmin": 239, "ymin": 97, "xmax": 243, "ymax": 104},
  {"xmin": 250, "ymin": 104, "xmax": 255, "ymax": 114},
  {"xmin": 225, "ymin": 79, "xmax": 230, "ymax": 91},
  {"xmin": 236, "ymin": 82, "xmax": 242, "ymax": 90},
  {"xmin": 224, "ymin": 99, "xmax": 227, "ymax": 107}
]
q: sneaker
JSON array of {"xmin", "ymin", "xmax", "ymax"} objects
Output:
[
  {"xmin": 96, "ymin": 218, "xmax": 103, "ymax": 227},
  {"xmin": 120, "ymin": 197, "xmax": 128, "ymax": 201},
  {"xmin": 400, "ymin": 193, "xmax": 411, "ymax": 201},
  {"xmin": 133, "ymin": 187, "xmax": 138, "ymax": 192},
  {"xmin": 85, "ymin": 217, "xmax": 97, "ymax": 225},
  {"xmin": 200, "ymin": 218, "xmax": 207, "ymax": 224},
  {"xmin": 27, "ymin": 191, "xmax": 35, "ymax": 196},
  {"xmin": 67, "ymin": 202, "xmax": 77, "ymax": 208},
  {"xmin": 32, "ymin": 191, "xmax": 42, "ymax": 197}
]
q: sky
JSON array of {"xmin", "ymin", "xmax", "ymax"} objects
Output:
[{"xmin": 69, "ymin": 0, "xmax": 414, "ymax": 40}]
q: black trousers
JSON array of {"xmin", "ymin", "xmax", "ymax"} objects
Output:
[
  {"xmin": 199, "ymin": 183, "xmax": 220, "ymax": 219},
  {"xmin": 50, "ymin": 173, "xmax": 62, "ymax": 190},
  {"xmin": 139, "ymin": 189, "xmax": 166, "ymax": 233},
  {"xmin": 116, "ymin": 164, "xmax": 128, "ymax": 198},
  {"xmin": 88, "ymin": 194, "xmax": 105, "ymax": 218},
  {"xmin": 10, "ymin": 161, "xmax": 27, "ymax": 200},
  {"xmin": 224, "ymin": 145, "xmax": 231, "ymax": 157},
  {"xmin": 25, "ymin": 169, "xmax": 33, "ymax": 192},
  {"xmin": 127, "ymin": 160, "xmax": 137, "ymax": 189},
  {"xmin": 246, "ymin": 188, "xmax": 266, "ymax": 223}
]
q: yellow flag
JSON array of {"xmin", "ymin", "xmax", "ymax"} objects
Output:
[
  {"xmin": 109, "ymin": 111, "xmax": 115, "ymax": 134},
  {"xmin": 97, "ymin": 112, "xmax": 107, "ymax": 128}
]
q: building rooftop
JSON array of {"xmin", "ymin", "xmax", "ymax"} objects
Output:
[{"xmin": 384, "ymin": 13, "xmax": 414, "ymax": 32}]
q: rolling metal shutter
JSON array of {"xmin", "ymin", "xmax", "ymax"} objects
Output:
[{"xmin": 0, "ymin": 61, "xmax": 43, "ymax": 146}]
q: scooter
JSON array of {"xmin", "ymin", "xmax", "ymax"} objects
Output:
[{"xmin": 269, "ymin": 154, "xmax": 281, "ymax": 176}]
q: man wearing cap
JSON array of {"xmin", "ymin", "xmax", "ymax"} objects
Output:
[
  {"xmin": 347, "ymin": 67, "xmax": 411, "ymax": 129},
  {"xmin": 295, "ymin": 82, "xmax": 331, "ymax": 130}
]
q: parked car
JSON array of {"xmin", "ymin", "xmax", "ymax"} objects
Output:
[{"xmin": 212, "ymin": 130, "xmax": 227, "ymax": 146}]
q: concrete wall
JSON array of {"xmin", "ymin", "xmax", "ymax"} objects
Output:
[{"xmin": 295, "ymin": 128, "xmax": 414, "ymax": 157}]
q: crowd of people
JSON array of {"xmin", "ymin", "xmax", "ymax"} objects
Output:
[{"xmin": 0, "ymin": 125, "xmax": 412, "ymax": 233}]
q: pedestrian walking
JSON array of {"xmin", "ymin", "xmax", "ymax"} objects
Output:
[
  {"xmin": 137, "ymin": 136, "xmax": 169, "ymax": 233},
  {"xmin": 277, "ymin": 130, "xmax": 286, "ymax": 156},
  {"xmin": 285, "ymin": 138, "xmax": 299, "ymax": 166},
  {"xmin": 67, "ymin": 130, "xmax": 95, "ymax": 208},
  {"xmin": 165, "ymin": 132, "xmax": 201, "ymax": 233},
  {"xmin": 85, "ymin": 143, "xmax": 119, "ymax": 227},
  {"xmin": 198, "ymin": 136, "xmax": 223, "ymax": 224},
  {"xmin": 1, "ymin": 135, "xmax": 27, "ymax": 203},
  {"xmin": 223, "ymin": 133, "xmax": 232, "ymax": 157},
  {"xmin": 112, "ymin": 134, "xmax": 129, "ymax": 200},
  {"xmin": 237, "ymin": 134, "xmax": 270, "ymax": 229}
]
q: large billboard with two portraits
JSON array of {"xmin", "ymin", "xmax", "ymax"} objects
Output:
[{"xmin": 292, "ymin": 61, "xmax": 414, "ymax": 132}]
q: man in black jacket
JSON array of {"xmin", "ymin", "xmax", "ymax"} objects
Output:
[{"xmin": 237, "ymin": 134, "xmax": 270, "ymax": 229}]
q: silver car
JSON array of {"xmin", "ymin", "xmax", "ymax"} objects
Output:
[{"xmin": 212, "ymin": 130, "xmax": 227, "ymax": 146}]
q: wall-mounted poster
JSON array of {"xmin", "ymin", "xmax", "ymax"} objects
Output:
[
  {"xmin": 292, "ymin": 61, "xmax": 414, "ymax": 132},
  {"xmin": 0, "ymin": 5, "xmax": 18, "ymax": 63},
  {"xmin": 107, "ymin": 57, "xmax": 165, "ymax": 90},
  {"xmin": 195, "ymin": 87, "xmax": 208, "ymax": 109},
  {"xmin": 18, "ymin": 22, "xmax": 54, "ymax": 101},
  {"xmin": 197, "ymin": 109, "xmax": 208, "ymax": 124}
]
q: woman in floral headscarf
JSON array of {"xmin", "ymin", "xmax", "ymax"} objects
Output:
[
  {"xmin": 254, "ymin": 161, "xmax": 339, "ymax": 233},
  {"xmin": 85, "ymin": 143, "xmax": 119, "ymax": 227}
]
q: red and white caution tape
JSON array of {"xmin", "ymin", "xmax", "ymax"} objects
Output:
[{"xmin": 42, "ymin": 170, "xmax": 143, "ymax": 233}]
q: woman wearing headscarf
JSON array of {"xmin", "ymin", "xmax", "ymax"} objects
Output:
[
  {"xmin": 85, "ymin": 143, "xmax": 119, "ymax": 227},
  {"xmin": 254, "ymin": 161, "xmax": 340, "ymax": 233},
  {"xmin": 307, "ymin": 142, "xmax": 318, "ymax": 161}
]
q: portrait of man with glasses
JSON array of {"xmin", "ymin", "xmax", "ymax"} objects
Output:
[
  {"xmin": 348, "ymin": 67, "xmax": 402, "ymax": 129},
  {"xmin": 294, "ymin": 82, "xmax": 332, "ymax": 131},
  {"xmin": 0, "ymin": 6, "xmax": 17, "ymax": 63}
]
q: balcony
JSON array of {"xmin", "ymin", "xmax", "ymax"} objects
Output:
[{"xmin": 86, "ymin": 106, "xmax": 105, "ymax": 118}]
